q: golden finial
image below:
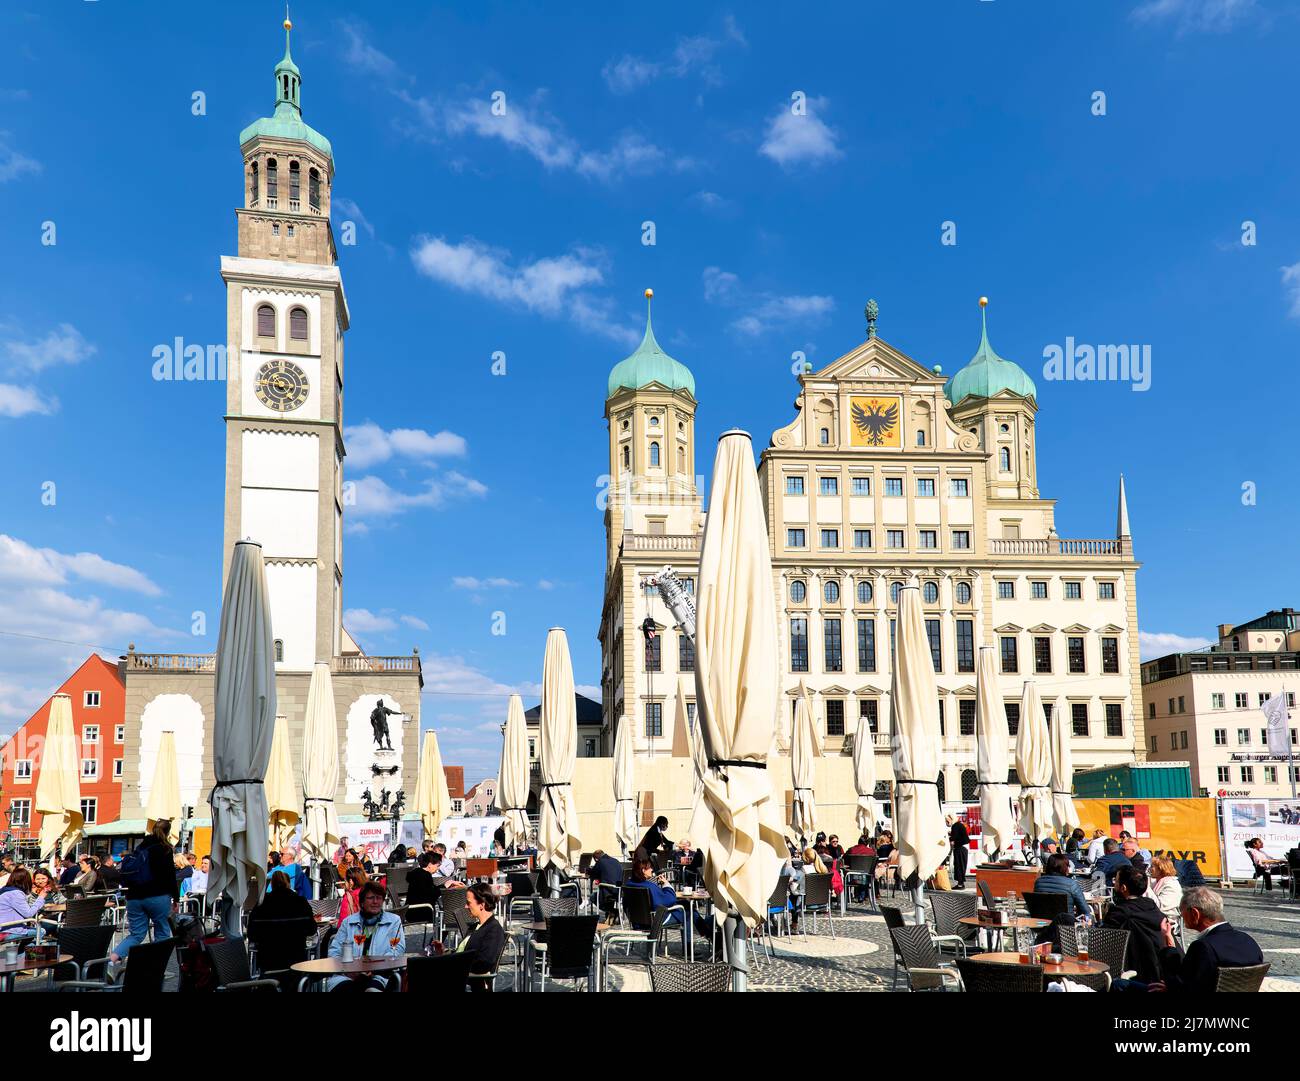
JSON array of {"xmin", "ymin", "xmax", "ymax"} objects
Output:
[
  {"xmin": 284, "ymin": 2, "xmax": 292, "ymax": 32},
  {"xmin": 644, "ymin": 288, "xmax": 654, "ymax": 300},
  {"xmin": 979, "ymin": 296, "xmax": 988, "ymax": 308}
]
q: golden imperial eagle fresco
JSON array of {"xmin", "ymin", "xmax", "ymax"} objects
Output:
[{"xmin": 849, "ymin": 395, "xmax": 901, "ymax": 447}]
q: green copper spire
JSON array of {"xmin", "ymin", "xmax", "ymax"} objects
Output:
[
  {"xmin": 607, "ymin": 289, "xmax": 696, "ymax": 398},
  {"xmin": 943, "ymin": 297, "xmax": 1037, "ymax": 406},
  {"xmin": 239, "ymin": 12, "xmax": 332, "ymax": 159}
]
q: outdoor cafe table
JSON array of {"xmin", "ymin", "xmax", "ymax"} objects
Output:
[
  {"xmin": 970, "ymin": 951, "xmax": 1110, "ymax": 983},
  {"xmin": 291, "ymin": 954, "xmax": 409, "ymax": 991},
  {"xmin": 675, "ymin": 890, "xmax": 715, "ymax": 962},
  {"xmin": 0, "ymin": 952, "xmax": 73, "ymax": 992},
  {"xmin": 958, "ymin": 914, "xmax": 1050, "ymax": 953}
]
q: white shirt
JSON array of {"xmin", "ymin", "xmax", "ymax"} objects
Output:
[
  {"xmin": 1085, "ymin": 837, "xmax": 1107, "ymax": 864},
  {"xmin": 438, "ymin": 856, "xmax": 455, "ymax": 877}
]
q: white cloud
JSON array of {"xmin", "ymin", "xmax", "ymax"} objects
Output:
[
  {"xmin": 0, "ymin": 534, "xmax": 162, "ymax": 596},
  {"xmin": 702, "ymin": 267, "xmax": 834, "ymax": 337},
  {"xmin": 1131, "ymin": 0, "xmax": 1257, "ymax": 32},
  {"xmin": 1280, "ymin": 263, "xmax": 1300, "ymax": 319},
  {"xmin": 602, "ymin": 55, "xmax": 662, "ymax": 94},
  {"xmin": 536, "ymin": 579, "xmax": 555, "ymax": 591},
  {"xmin": 344, "ymin": 421, "xmax": 467, "ymax": 469},
  {"xmin": 0, "ymin": 383, "xmax": 55, "ymax": 417},
  {"xmin": 603, "ymin": 16, "xmax": 746, "ymax": 93},
  {"xmin": 452, "ymin": 577, "xmax": 520, "ymax": 590},
  {"xmin": 339, "ymin": 20, "xmax": 399, "ymax": 78},
  {"xmin": 410, "ymin": 236, "xmax": 637, "ymax": 345},
  {"xmin": 2, "ymin": 323, "xmax": 95, "ymax": 374},
  {"xmin": 1139, "ymin": 631, "xmax": 1214, "ymax": 660},
  {"xmin": 0, "ymin": 134, "xmax": 39, "ymax": 182},
  {"xmin": 344, "ymin": 608, "xmax": 397, "ymax": 634},
  {"xmin": 690, "ymin": 190, "xmax": 736, "ymax": 215},
  {"xmin": 347, "ymin": 472, "xmax": 487, "ymax": 522},
  {"xmin": 400, "ymin": 614, "xmax": 430, "ymax": 631},
  {"xmin": 759, "ymin": 96, "xmax": 842, "ymax": 167},
  {"xmin": 331, "ymin": 196, "xmax": 375, "ymax": 238}
]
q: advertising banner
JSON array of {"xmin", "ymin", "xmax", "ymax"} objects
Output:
[
  {"xmin": 1073, "ymin": 797, "xmax": 1221, "ymax": 877},
  {"xmin": 351, "ymin": 821, "xmax": 395, "ymax": 865},
  {"xmin": 1221, "ymin": 798, "xmax": 1300, "ymax": 880},
  {"xmin": 435, "ymin": 816, "xmax": 506, "ymax": 857}
]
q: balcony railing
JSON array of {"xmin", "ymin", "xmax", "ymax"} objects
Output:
[
  {"xmin": 622, "ymin": 533, "xmax": 700, "ymax": 554},
  {"xmin": 333, "ymin": 655, "xmax": 421, "ymax": 675},
  {"xmin": 988, "ymin": 537, "xmax": 1122, "ymax": 557},
  {"xmin": 126, "ymin": 653, "xmax": 215, "ymax": 673}
]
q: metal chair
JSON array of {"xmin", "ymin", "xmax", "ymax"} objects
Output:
[
  {"xmin": 58, "ymin": 938, "xmax": 176, "ymax": 992},
  {"xmin": 537, "ymin": 914, "xmax": 598, "ymax": 992},
  {"xmin": 1058, "ymin": 923, "xmax": 1081, "ymax": 958},
  {"xmin": 956, "ymin": 957, "xmax": 1044, "ymax": 992},
  {"xmin": 310, "ymin": 897, "xmax": 340, "ymax": 922},
  {"xmin": 47, "ymin": 924, "xmax": 115, "ymax": 986},
  {"xmin": 765, "ymin": 878, "xmax": 792, "ymax": 938},
  {"xmin": 58, "ymin": 895, "xmax": 109, "ymax": 929},
  {"xmin": 1022, "ymin": 891, "xmax": 1069, "ymax": 922},
  {"xmin": 929, "ymin": 890, "xmax": 979, "ymax": 957},
  {"xmin": 506, "ymin": 871, "xmax": 537, "ymax": 924},
  {"xmin": 406, "ymin": 951, "xmax": 473, "ymax": 992},
  {"xmin": 800, "ymin": 873, "xmax": 836, "ymax": 938},
  {"xmin": 977, "ymin": 878, "xmax": 998, "ymax": 912},
  {"xmin": 648, "ymin": 961, "xmax": 731, "ymax": 992},
  {"xmin": 206, "ymin": 938, "xmax": 282, "ymax": 991},
  {"xmin": 618, "ymin": 886, "xmax": 686, "ymax": 959},
  {"xmin": 384, "ymin": 864, "xmax": 410, "ymax": 904},
  {"xmin": 1087, "ymin": 926, "xmax": 1130, "ymax": 980},
  {"xmin": 468, "ymin": 932, "xmax": 508, "ymax": 992},
  {"xmin": 843, "ymin": 854, "xmax": 878, "ymax": 910},
  {"xmin": 889, "ymin": 924, "xmax": 961, "ymax": 991},
  {"xmin": 440, "ymin": 887, "xmax": 471, "ymax": 943},
  {"xmin": 1215, "ymin": 962, "xmax": 1270, "ymax": 992},
  {"xmin": 880, "ymin": 905, "xmax": 908, "ymax": 990}
]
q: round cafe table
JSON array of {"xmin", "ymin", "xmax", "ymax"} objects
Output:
[
  {"xmin": 675, "ymin": 891, "xmax": 715, "ymax": 962},
  {"xmin": 291, "ymin": 954, "xmax": 409, "ymax": 991},
  {"xmin": 0, "ymin": 952, "xmax": 73, "ymax": 992},
  {"xmin": 958, "ymin": 914, "xmax": 1049, "ymax": 954},
  {"xmin": 973, "ymin": 951, "xmax": 1109, "ymax": 979}
]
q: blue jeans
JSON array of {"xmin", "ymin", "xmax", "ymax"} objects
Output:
[{"xmin": 117, "ymin": 895, "xmax": 173, "ymax": 958}]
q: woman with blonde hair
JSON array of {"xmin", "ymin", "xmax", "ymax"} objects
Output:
[
  {"xmin": 1147, "ymin": 854, "xmax": 1183, "ymax": 922},
  {"xmin": 801, "ymin": 846, "xmax": 828, "ymax": 875}
]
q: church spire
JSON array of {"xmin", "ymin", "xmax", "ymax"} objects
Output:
[
  {"xmin": 1117, "ymin": 473, "xmax": 1131, "ymax": 539},
  {"xmin": 274, "ymin": 11, "xmax": 302, "ymax": 117}
]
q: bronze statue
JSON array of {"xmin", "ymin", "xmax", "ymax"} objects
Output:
[{"xmin": 370, "ymin": 698, "xmax": 399, "ymax": 750}]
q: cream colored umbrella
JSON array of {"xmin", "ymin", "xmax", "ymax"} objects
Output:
[
  {"xmin": 1049, "ymin": 699, "xmax": 1080, "ymax": 839},
  {"xmin": 414, "ymin": 729, "xmax": 452, "ymax": 840},
  {"xmin": 538, "ymin": 627, "xmax": 582, "ymax": 879},
  {"xmin": 1016, "ymin": 680, "xmax": 1053, "ymax": 843},
  {"xmin": 36, "ymin": 693, "xmax": 83, "ymax": 861},
  {"xmin": 975, "ymin": 646, "xmax": 1015, "ymax": 858},
  {"xmin": 499, "ymin": 693, "xmax": 530, "ymax": 851},
  {"xmin": 144, "ymin": 730, "xmax": 182, "ymax": 845},
  {"xmin": 613, "ymin": 713, "xmax": 638, "ymax": 858},
  {"xmin": 682, "ymin": 677, "xmax": 708, "ymax": 804},
  {"xmin": 688, "ymin": 430, "xmax": 785, "ymax": 990},
  {"xmin": 790, "ymin": 681, "xmax": 820, "ymax": 841},
  {"xmin": 300, "ymin": 661, "xmax": 340, "ymax": 863},
  {"xmin": 209, "ymin": 540, "xmax": 276, "ymax": 937},
  {"xmin": 265, "ymin": 714, "xmax": 298, "ymax": 850},
  {"xmin": 890, "ymin": 581, "xmax": 949, "ymax": 923},
  {"xmin": 852, "ymin": 702, "xmax": 878, "ymax": 837}
]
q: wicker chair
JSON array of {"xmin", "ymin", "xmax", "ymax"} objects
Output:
[
  {"xmin": 648, "ymin": 961, "xmax": 731, "ymax": 992},
  {"xmin": 957, "ymin": 957, "xmax": 1045, "ymax": 992},
  {"xmin": 440, "ymin": 887, "xmax": 472, "ymax": 944},
  {"xmin": 58, "ymin": 895, "xmax": 109, "ymax": 929},
  {"xmin": 1022, "ymin": 891, "xmax": 1069, "ymax": 922},
  {"xmin": 800, "ymin": 873, "xmax": 836, "ymax": 938},
  {"xmin": 843, "ymin": 854, "xmax": 878, "ymax": 910},
  {"xmin": 1087, "ymin": 926, "xmax": 1130, "ymax": 980},
  {"xmin": 881, "ymin": 905, "xmax": 908, "ymax": 990},
  {"xmin": 1059, "ymin": 923, "xmax": 1081, "ymax": 957},
  {"xmin": 890, "ymin": 924, "xmax": 961, "ymax": 991},
  {"xmin": 929, "ymin": 891, "xmax": 979, "ymax": 957},
  {"xmin": 536, "ymin": 914, "xmax": 598, "ymax": 992},
  {"xmin": 47, "ymin": 924, "xmax": 115, "ymax": 986},
  {"xmin": 310, "ymin": 897, "xmax": 340, "ymax": 922},
  {"xmin": 206, "ymin": 938, "xmax": 282, "ymax": 991},
  {"xmin": 58, "ymin": 938, "xmax": 176, "ymax": 992},
  {"xmin": 977, "ymin": 879, "xmax": 998, "ymax": 912},
  {"xmin": 1215, "ymin": 962, "xmax": 1270, "ymax": 992}
]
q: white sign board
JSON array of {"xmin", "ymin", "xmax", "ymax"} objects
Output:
[
  {"xmin": 1221, "ymin": 798, "xmax": 1300, "ymax": 879},
  {"xmin": 435, "ymin": 816, "xmax": 506, "ymax": 857}
]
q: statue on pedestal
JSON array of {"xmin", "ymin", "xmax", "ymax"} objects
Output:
[{"xmin": 370, "ymin": 698, "xmax": 399, "ymax": 750}]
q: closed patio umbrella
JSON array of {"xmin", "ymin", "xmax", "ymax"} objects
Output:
[
  {"xmin": 414, "ymin": 729, "xmax": 452, "ymax": 841},
  {"xmin": 538, "ymin": 627, "xmax": 582, "ymax": 882},
  {"xmin": 976, "ymin": 646, "xmax": 1014, "ymax": 859},
  {"xmin": 209, "ymin": 540, "xmax": 276, "ymax": 937},
  {"xmin": 891, "ymin": 581, "xmax": 949, "ymax": 924},
  {"xmin": 688, "ymin": 430, "xmax": 785, "ymax": 990},
  {"xmin": 1016, "ymin": 680, "xmax": 1053, "ymax": 844},
  {"xmin": 791, "ymin": 682, "xmax": 819, "ymax": 842},
  {"xmin": 266, "ymin": 714, "xmax": 298, "ymax": 850},
  {"xmin": 499, "ymin": 693, "xmax": 530, "ymax": 852},
  {"xmin": 300, "ymin": 661, "xmax": 340, "ymax": 864},
  {"xmin": 682, "ymin": 677, "xmax": 708, "ymax": 804},
  {"xmin": 144, "ymin": 730, "xmax": 182, "ymax": 845},
  {"xmin": 852, "ymin": 702, "xmax": 878, "ymax": 837},
  {"xmin": 613, "ymin": 713, "xmax": 638, "ymax": 858},
  {"xmin": 36, "ymin": 693, "xmax": 83, "ymax": 862},
  {"xmin": 1049, "ymin": 699, "xmax": 1079, "ymax": 840}
]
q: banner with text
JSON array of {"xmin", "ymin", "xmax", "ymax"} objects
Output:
[
  {"xmin": 1221, "ymin": 798, "xmax": 1300, "ymax": 880},
  {"xmin": 1074, "ymin": 798, "xmax": 1221, "ymax": 877}
]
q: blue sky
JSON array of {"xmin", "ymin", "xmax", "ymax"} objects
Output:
[{"xmin": 1, "ymin": 0, "xmax": 1297, "ymax": 782}]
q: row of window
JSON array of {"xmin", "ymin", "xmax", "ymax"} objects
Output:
[
  {"xmin": 12, "ymin": 757, "xmax": 124, "ymax": 781},
  {"xmin": 4, "ymin": 797, "xmax": 100, "ymax": 826},
  {"xmin": 1149, "ymin": 691, "xmax": 1296, "ymax": 719},
  {"xmin": 256, "ymin": 304, "xmax": 310, "ymax": 341},
  {"xmin": 786, "ymin": 475, "xmax": 971, "ymax": 498},
  {"xmin": 1215, "ymin": 765, "xmax": 1300, "ymax": 785},
  {"xmin": 1153, "ymin": 727, "xmax": 1300, "ymax": 753},
  {"xmin": 644, "ymin": 697, "xmax": 1125, "ymax": 739},
  {"xmin": 249, "ymin": 158, "xmax": 322, "ymax": 212},
  {"xmin": 786, "ymin": 527, "xmax": 974, "ymax": 551},
  {"xmin": 791, "ymin": 579, "xmax": 972, "ymax": 607}
]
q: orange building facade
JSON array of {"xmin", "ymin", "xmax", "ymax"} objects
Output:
[{"xmin": 0, "ymin": 654, "xmax": 125, "ymax": 848}]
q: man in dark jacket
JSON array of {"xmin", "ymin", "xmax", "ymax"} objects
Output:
[
  {"xmin": 638, "ymin": 817, "xmax": 673, "ymax": 868},
  {"xmin": 248, "ymin": 870, "xmax": 317, "ymax": 981},
  {"xmin": 1094, "ymin": 838, "xmax": 1132, "ymax": 886},
  {"xmin": 948, "ymin": 816, "xmax": 971, "ymax": 888},
  {"xmin": 1102, "ymin": 865, "xmax": 1168, "ymax": 983},
  {"xmin": 1156, "ymin": 886, "xmax": 1264, "ymax": 992},
  {"xmin": 589, "ymin": 849, "xmax": 623, "ymax": 916},
  {"xmin": 405, "ymin": 851, "xmax": 443, "ymax": 916}
]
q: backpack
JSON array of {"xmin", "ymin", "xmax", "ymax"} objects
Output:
[{"xmin": 119, "ymin": 845, "xmax": 156, "ymax": 889}]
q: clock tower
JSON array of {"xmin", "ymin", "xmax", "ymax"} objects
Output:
[{"xmin": 220, "ymin": 16, "xmax": 345, "ymax": 671}]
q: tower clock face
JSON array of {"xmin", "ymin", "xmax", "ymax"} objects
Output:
[{"xmin": 254, "ymin": 359, "xmax": 310, "ymax": 412}]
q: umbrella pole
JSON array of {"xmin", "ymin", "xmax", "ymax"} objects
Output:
[
  {"xmin": 723, "ymin": 913, "xmax": 750, "ymax": 993},
  {"xmin": 908, "ymin": 877, "xmax": 927, "ymax": 926}
]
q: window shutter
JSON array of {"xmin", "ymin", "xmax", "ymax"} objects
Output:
[
  {"xmin": 290, "ymin": 308, "xmax": 308, "ymax": 340},
  {"xmin": 257, "ymin": 305, "xmax": 275, "ymax": 338},
  {"xmin": 640, "ymin": 791, "xmax": 654, "ymax": 828}
]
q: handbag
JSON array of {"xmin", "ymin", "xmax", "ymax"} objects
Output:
[{"xmin": 830, "ymin": 860, "xmax": 844, "ymax": 895}]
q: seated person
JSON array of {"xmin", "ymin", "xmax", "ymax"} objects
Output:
[
  {"xmin": 846, "ymin": 834, "xmax": 876, "ymax": 858},
  {"xmin": 1102, "ymin": 865, "xmax": 1169, "ymax": 984},
  {"xmin": 1084, "ymin": 829, "xmax": 1109, "ymax": 865},
  {"xmin": 1120, "ymin": 839, "xmax": 1147, "ymax": 874},
  {"xmin": 1154, "ymin": 886, "xmax": 1263, "ymax": 992},
  {"xmin": 387, "ymin": 844, "xmax": 410, "ymax": 866},
  {"xmin": 72, "ymin": 855, "xmax": 99, "ymax": 895},
  {"xmin": 58, "ymin": 857, "xmax": 79, "ymax": 888},
  {"xmin": 247, "ymin": 870, "xmax": 317, "ymax": 980},
  {"xmin": 1038, "ymin": 838, "xmax": 1060, "ymax": 869},
  {"xmin": 624, "ymin": 854, "xmax": 712, "ymax": 939},
  {"xmin": 265, "ymin": 848, "xmax": 301, "ymax": 893},
  {"xmin": 189, "ymin": 855, "xmax": 211, "ymax": 897},
  {"xmin": 431, "ymin": 844, "xmax": 456, "ymax": 878},
  {"xmin": 1033, "ymin": 853, "xmax": 1092, "ymax": 923},
  {"xmin": 0, "ymin": 867, "xmax": 49, "ymax": 941},
  {"xmin": 1093, "ymin": 838, "xmax": 1132, "ymax": 886},
  {"xmin": 404, "ymin": 851, "xmax": 444, "ymax": 916},
  {"xmin": 327, "ymin": 881, "xmax": 405, "ymax": 992},
  {"xmin": 589, "ymin": 849, "xmax": 623, "ymax": 914},
  {"xmin": 426, "ymin": 883, "xmax": 506, "ymax": 987},
  {"xmin": 1245, "ymin": 837, "xmax": 1286, "ymax": 891}
]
